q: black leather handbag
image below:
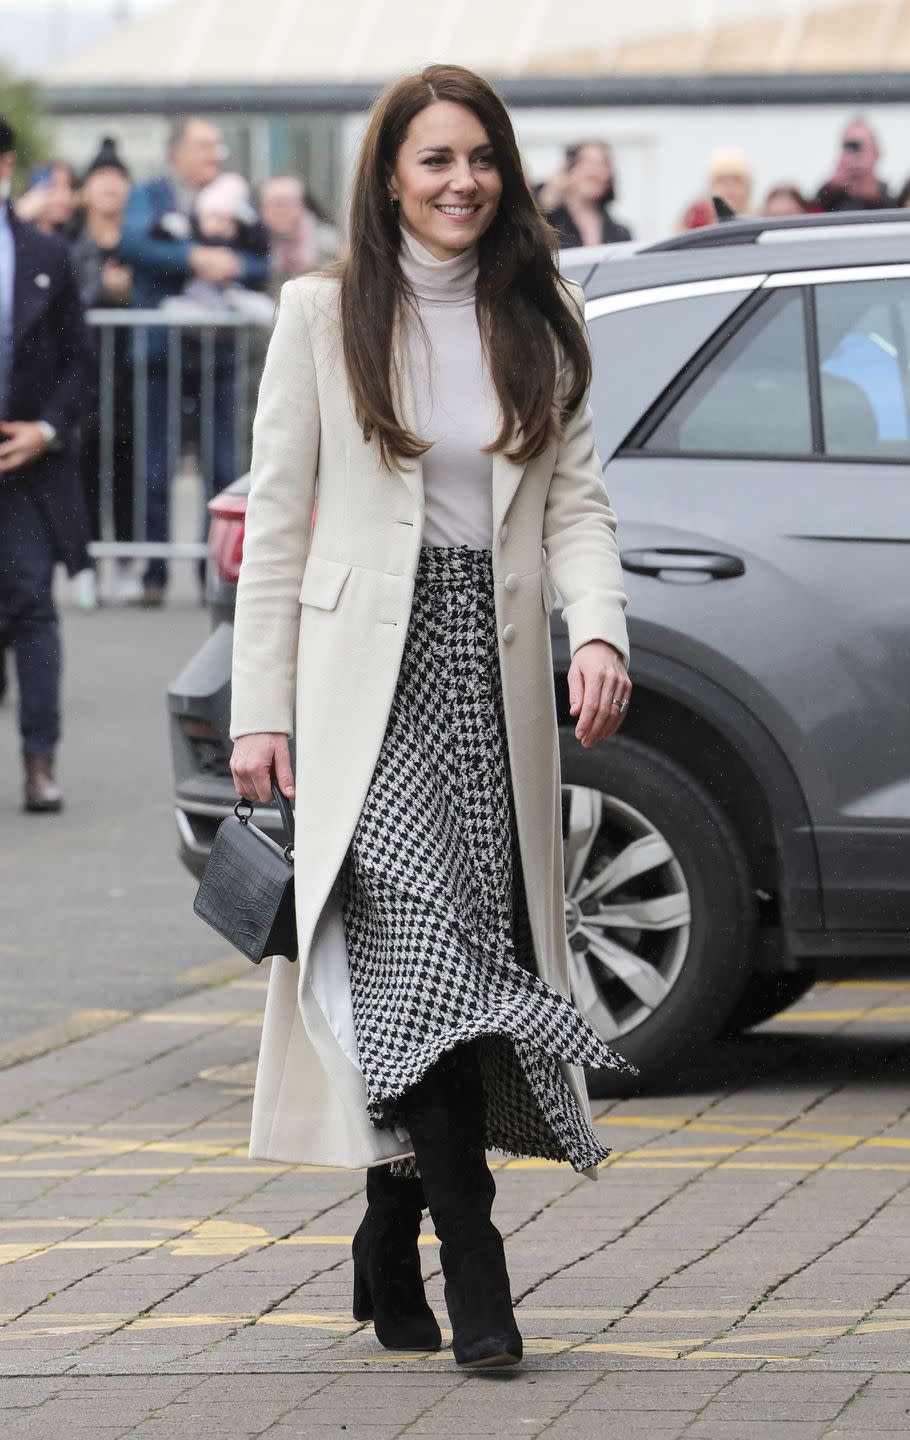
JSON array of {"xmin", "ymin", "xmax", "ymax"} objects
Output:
[{"xmin": 193, "ymin": 783, "xmax": 297, "ymax": 964}]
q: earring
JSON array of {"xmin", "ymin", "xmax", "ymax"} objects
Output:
[{"xmin": 389, "ymin": 193, "xmax": 399, "ymax": 208}]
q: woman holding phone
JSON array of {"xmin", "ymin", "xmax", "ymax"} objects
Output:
[{"xmin": 230, "ymin": 64, "xmax": 633, "ymax": 1371}]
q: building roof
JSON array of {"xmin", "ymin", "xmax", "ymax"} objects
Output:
[{"xmin": 44, "ymin": 0, "xmax": 910, "ymax": 87}]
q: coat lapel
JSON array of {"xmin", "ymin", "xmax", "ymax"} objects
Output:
[
  {"xmin": 11, "ymin": 212, "xmax": 50, "ymax": 354},
  {"xmin": 492, "ymin": 445, "xmax": 528, "ymax": 537}
]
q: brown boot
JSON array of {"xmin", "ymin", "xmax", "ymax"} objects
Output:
[{"xmin": 23, "ymin": 754, "xmax": 64, "ymax": 814}]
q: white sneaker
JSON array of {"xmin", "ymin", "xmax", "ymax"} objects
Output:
[
  {"xmin": 72, "ymin": 569, "xmax": 98, "ymax": 611},
  {"xmin": 113, "ymin": 562, "xmax": 144, "ymax": 604}
]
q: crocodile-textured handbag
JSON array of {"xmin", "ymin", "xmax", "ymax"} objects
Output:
[{"xmin": 193, "ymin": 783, "xmax": 296, "ymax": 964}]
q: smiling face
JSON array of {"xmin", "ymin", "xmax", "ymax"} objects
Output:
[
  {"xmin": 389, "ymin": 100, "xmax": 502, "ymax": 261},
  {"xmin": 568, "ymin": 143, "xmax": 614, "ymax": 205}
]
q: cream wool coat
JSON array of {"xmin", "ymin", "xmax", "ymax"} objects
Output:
[{"xmin": 230, "ymin": 273, "xmax": 630, "ymax": 1172}]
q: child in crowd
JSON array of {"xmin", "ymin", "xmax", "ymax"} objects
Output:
[{"xmin": 156, "ymin": 172, "xmax": 273, "ymax": 320}]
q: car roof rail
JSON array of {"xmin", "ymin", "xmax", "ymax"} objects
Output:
[{"xmin": 644, "ymin": 208, "xmax": 910, "ymax": 253}]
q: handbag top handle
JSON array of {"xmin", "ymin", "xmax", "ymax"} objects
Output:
[{"xmin": 271, "ymin": 781, "xmax": 295, "ymax": 849}]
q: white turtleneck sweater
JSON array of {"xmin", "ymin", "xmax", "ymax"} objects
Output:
[{"xmin": 398, "ymin": 228, "xmax": 498, "ymax": 550}]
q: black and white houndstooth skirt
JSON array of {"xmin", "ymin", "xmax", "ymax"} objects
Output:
[{"xmin": 341, "ymin": 545, "xmax": 634, "ymax": 1174}]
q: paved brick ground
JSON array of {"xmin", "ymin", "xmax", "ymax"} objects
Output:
[{"xmin": 2, "ymin": 969, "xmax": 910, "ymax": 1438}]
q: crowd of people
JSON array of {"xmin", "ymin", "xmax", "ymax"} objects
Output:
[
  {"xmin": 531, "ymin": 117, "xmax": 910, "ymax": 244},
  {"xmin": 10, "ymin": 115, "xmax": 340, "ymax": 608},
  {"xmin": 679, "ymin": 117, "xmax": 908, "ymax": 230},
  {"xmin": 0, "ymin": 111, "xmax": 342, "ymax": 810}
]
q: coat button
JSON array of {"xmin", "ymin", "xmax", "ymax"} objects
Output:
[
  {"xmin": 500, "ymin": 523, "xmax": 509, "ymax": 543},
  {"xmin": 504, "ymin": 572, "xmax": 518, "ymax": 592},
  {"xmin": 502, "ymin": 624, "xmax": 517, "ymax": 644}
]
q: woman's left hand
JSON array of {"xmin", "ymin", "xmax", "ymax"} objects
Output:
[{"xmin": 568, "ymin": 640, "xmax": 631, "ymax": 747}]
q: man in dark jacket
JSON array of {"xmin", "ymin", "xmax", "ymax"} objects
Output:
[
  {"xmin": 0, "ymin": 116, "xmax": 92, "ymax": 811},
  {"xmin": 120, "ymin": 116, "xmax": 269, "ymax": 604},
  {"xmin": 814, "ymin": 118, "xmax": 895, "ymax": 213}
]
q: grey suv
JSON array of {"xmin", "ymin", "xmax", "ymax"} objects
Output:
[{"xmin": 169, "ymin": 209, "xmax": 910, "ymax": 1085}]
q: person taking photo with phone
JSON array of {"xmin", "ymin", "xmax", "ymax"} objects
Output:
[{"xmin": 815, "ymin": 118, "xmax": 895, "ymax": 212}]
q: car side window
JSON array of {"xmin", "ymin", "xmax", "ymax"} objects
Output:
[
  {"xmin": 815, "ymin": 279, "xmax": 910, "ymax": 460},
  {"xmin": 644, "ymin": 289, "xmax": 813, "ymax": 457},
  {"xmin": 589, "ymin": 290, "xmax": 762, "ymax": 462}
]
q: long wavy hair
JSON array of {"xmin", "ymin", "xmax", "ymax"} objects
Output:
[{"xmin": 337, "ymin": 64, "xmax": 592, "ymax": 470}]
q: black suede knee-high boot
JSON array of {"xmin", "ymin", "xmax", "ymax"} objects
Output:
[
  {"xmin": 399, "ymin": 1047, "xmax": 523, "ymax": 1369},
  {"xmin": 352, "ymin": 1162, "xmax": 442, "ymax": 1351}
]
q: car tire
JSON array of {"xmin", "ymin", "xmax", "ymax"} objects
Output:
[
  {"xmin": 557, "ymin": 732, "xmax": 757, "ymax": 1093},
  {"xmin": 721, "ymin": 969, "xmax": 816, "ymax": 1035}
]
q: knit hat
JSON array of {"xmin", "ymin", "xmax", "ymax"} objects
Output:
[
  {"xmin": 81, "ymin": 137, "xmax": 130, "ymax": 184},
  {"xmin": 707, "ymin": 147, "xmax": 752, "ymax": 184}
]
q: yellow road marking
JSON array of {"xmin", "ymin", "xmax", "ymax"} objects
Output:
[
  {"xmin": 130, "ymin": 1313, "xmax": 250, "ymax": 1331},
  {"xmin": 0, "ymin": 956, "xmax": 247, "ymax": 1072},
  {"xmin": 138, "ymin": 1011, "xmax": 259, "ymax": 1025},
  {"xmin": 822, "ymin": 979, "xmax": 910, "ymax": 991},
  {"xmin": 3, "ymin": 1307, "xmax": 888, "ymax": 1327},
  {"xmin": 0, "ymin": 1010, "xmax": 132, "ymax": 1071},
  {"xmin": 4, "ymin": 1159, "xmax": 910, "ymax": 1186},
  {"xmin": 0, "ymin": 1229, "xmax": 441, "ymax": 1265},
  {"xmin": 0, "ymin": 1244, "xmax": 53, "ymax": 1265},
  {"xmin": 775, "ymin": 1005, "xmax": 910, "ymax": 1022},
  {"xmin": 1, "ymin": 1168, "xmax": 184, "ymax": 1178},
  {"xmin": 0, "ymin": 1218, "xmax": 224, "ymax": 1229},
  {"xmin": 611, "ymin": 1160, "xmax": 910, "ymax": 1172},
  {"xmin": 255, "ymin": 1312, "xmax": 361, "ymax": 1333},
  {"xmin": 690, "ymin": 1352, "xmax": 802, "ymax": 1362},
  {"xmin": 5, "ymin": 1310, "xmax": 909, "ymax": 1364}
]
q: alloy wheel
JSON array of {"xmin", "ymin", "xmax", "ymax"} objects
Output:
[{"xmin": 562, "ymin": 783, "xmax": 691, "ymax": 1041}]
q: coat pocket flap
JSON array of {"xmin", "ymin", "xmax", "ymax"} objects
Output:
[{"xmin": 299, "ymin": 556, "xmax": 352, "ymax": 611}]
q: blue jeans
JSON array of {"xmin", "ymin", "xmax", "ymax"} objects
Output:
[
  {"xmin": 143, "ymin": 352, "xmax": 237, "ymax": 590},
  {"xmin": 0, "ymin": 482, "xmax": 60, "ymax": 756}
]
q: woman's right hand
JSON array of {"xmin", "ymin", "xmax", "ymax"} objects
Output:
[
  {"xmin": 230, "ymin": 733, "xmax": 295, "ymax": 804},
  {"xmin": 14, "ymin": 183, "xmax": 51, "ymax": 225}
]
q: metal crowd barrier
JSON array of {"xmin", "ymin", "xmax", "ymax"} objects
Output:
[{"xmin": 84, "ymin": 307, "xmax": 273, "ymax": 561}]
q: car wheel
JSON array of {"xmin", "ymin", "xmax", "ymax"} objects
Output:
[
  {"xmin": 558, "ymin": 733, "xmax": 757, "ymax": 1091},
  {"xmin": 722, "ymin": 969, "xmax": 816, "ymax": 1034}
]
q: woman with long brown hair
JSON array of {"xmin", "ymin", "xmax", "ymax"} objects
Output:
[{"xmin": 229, "ymin": 64, "xmax": 633, "ymax": 1371}]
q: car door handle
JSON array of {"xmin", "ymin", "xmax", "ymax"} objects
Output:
[{"xmin": 621, "ymin": 548, "xmax": 745, "ymax": 580}]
